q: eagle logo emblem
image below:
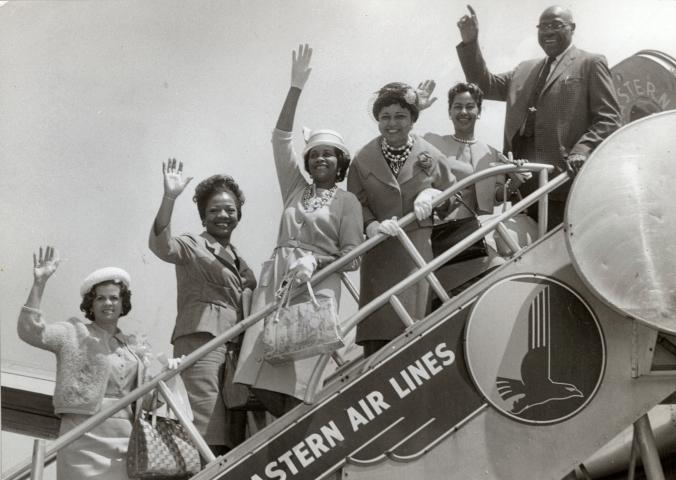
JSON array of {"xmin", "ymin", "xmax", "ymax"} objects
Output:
[{"xmin": 465, "ymin": 275, "xmax": 605, "ymax": 425}]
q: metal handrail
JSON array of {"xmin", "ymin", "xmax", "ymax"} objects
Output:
[
  {"xmin": 3, "ymin": 163, "xmax": 558, "ymax": 480},
  {"xmin": 340, "ymin": 172, "xmax": 568, "ymax": 336},
  {"xmin": 302, "ymin": 171, "xmax": 568, "ymax": 399}
]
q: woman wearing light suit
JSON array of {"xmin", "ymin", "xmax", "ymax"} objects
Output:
[{"xmin": 422, "ymin": 81, "xmax": 531, "ymax": 296}]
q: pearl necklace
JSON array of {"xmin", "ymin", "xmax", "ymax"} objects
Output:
[
  {"xmin": 381, "ymin": 136, "xmax": 414, "ymax": 175},
  {"xmin": 451, "ymin": 134, "xmax": 477, "ymax": 145},
  {"xmin": 301, "ymin": 184, "xmax": 338, "ymax": 212}
]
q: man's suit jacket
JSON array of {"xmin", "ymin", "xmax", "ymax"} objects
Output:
[{"xmin": 457, "ymin": 41, "xmax": 621, "ymax": 184}]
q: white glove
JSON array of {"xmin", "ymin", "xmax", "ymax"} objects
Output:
[
  {"xmin": 365, "ymin": 221, "xmax": 381, "ymax": 239},
  {"xmin": 379, "ymin": 217, "xmax": 401, "ymax": 236},
  {"xmin": 289, "ymin": 254, "xmax": 318, "ymax": 282},
  {"xmin": 157, "ymin": 353, "xmax": 185, "ymax": 370},
  {"xmin": 166, "ymin": 355, "xmax": 185, "ymax": 370},
  {"xmin": 414, "ymin": 188, "xmax": 441, "ymax": 220}
]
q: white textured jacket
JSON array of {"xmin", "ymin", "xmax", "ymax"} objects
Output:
[{"xmin": 17, "ymin": 308, "xmax": 148, "ymax": 415}]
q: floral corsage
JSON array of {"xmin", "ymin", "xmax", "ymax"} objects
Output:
[
  {"xmin": 416, "ymin": 152, "xmax": 434, "ymax": 176},
  {"xmin": 127, "ymin": 333, "xmax": 154, "ymax": 376},
  {"xmin": 403, "ymin": 87, "xmax": 418, "ymax": 105}
]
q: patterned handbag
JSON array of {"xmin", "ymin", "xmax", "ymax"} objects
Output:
[
  {"xmin": 263, "ymin": 274, "xmax": 344, "ymax": 364},
  {"xmin": 127, "ymin": 391, "xmax": 201, "ymax": 479}
]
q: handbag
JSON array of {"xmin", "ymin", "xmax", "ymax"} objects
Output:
[
  {"xmin": 262, "ymin": 274, "xmax": 344, "ymax": 364},
  {"xmin": 127, "ymin": 390, "xmax": 201, "ymax": 479},
  {"xmin": 431, "ymin": 216, "xmax": 489, "ymax": 265},
  {"xmin": 222, "ymin": 347, "xmax": 255, "ymax": 410}
]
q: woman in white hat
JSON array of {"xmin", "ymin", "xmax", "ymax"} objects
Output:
[
  {"xmin": 233, "ymin": 44, "xmax": 364, "ymax": 417},
  {"xmin": 17, "ymin": 247, "xmax": 167, "ymax": 480}
]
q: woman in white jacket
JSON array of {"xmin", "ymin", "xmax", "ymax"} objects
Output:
[{"xmin": 18, "ymin": 246, "xmax": 170, "ymax": 480}]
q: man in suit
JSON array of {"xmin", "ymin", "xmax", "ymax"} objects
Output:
[{"xmin": 456, "ymin": 5, "xmax": 622, "ymax": 229}]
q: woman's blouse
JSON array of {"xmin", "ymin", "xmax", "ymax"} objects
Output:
[{"xmin": 424, "ymin": 133, "xmax": 504, "ymax": 219}]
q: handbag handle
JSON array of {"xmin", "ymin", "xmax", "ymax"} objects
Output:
[
  {"xmin": 272, "ymin": 273, "xmax": 294, "ymax": 323},
  {"xmin": 305, "ymin": 281, "xmax": 319, "ymax": 308},
  {"xmin": 500, "ymin": 178, "xmax": 524, "ymax": 213},
  {"xmin": 271, "ymin": 273, "xmax": 319, "ymax": 323},
  {"xmin": 133, "ymin": 388, "xmax": 160, "ymax": 425}
]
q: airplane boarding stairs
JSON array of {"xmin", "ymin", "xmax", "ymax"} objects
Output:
[
  {"xmin": 194, "ymin": 230, "xmax": 676, "ymax": 480},
  {"xmin": 5, "ymin": 111, "xmax": 676, "ymax": 480},
  {"xmin": 194, "ymin": 112, "xmax": 676, "ymax": 480}
]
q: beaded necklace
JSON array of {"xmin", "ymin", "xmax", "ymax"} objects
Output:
[
  {"xmin": 301, "ymin": 184, "xmax": 338, "ymax": 212},
  {"xmin": 381, "ymin": 136, "xmax": 413, "ymax": 176},
  {"xmin": 451, "ymin": 134, "xmax": 477, "ymax": 145}
]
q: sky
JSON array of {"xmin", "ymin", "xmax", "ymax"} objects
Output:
[{"xmin": 1, "ymin": 0, "xmax": 676, "ymax": 475}]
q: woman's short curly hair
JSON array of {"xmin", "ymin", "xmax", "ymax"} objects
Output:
[
  {"xmin": 79, "ymin": 280, "xmax": 132, "ymax": 321},
  {"xmin": 372, "ymin": 82, "xmax": 420, "ymax": 122},
  {"xmin": 447, "ymin": 82, "xmax": 484, "ymax": 111},
  {"xmin": 192, "ymin": 175, "xmax": 245, "ymax": 220},
  {"xmin": 303, "ymin": 149, "xmax": 351, "ymax": 183}
]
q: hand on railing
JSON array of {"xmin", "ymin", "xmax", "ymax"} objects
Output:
[
  {"xmin": 414, "ymin": 188, "xmax": 441, "ymax": 220},
  {"xmin": 494, "ymin": 151, "xmax": 532, "ymax": 184},
  {"xmin": 165, "ymin": 355, "xmax": 185, "ymax": 370},
  {"xmin": 288, "ymin": 254, "xmax": 318, "ymax": 283},
  {"xmin": 365, "ymin": 221, "xmax": 380, "ymax": 239},
  {"xmin": 378, "ymin": 217, "xmax": 401, "ymax": 236}
]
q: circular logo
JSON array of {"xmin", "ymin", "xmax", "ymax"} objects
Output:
[{"xmin": 465, "ymin": 275, "xmax": 605, "ymax": 425}]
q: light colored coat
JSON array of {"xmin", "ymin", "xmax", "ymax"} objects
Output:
[
  {"xmin": 234, "ymin": 129, "xmax": 363, "ymax": 401},
  {"xmin": 347, "ymin": 135, "xmax": 455, "ymax": 343}
]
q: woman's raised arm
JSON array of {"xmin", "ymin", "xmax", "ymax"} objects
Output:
[
  {"xmin": 18, "ymin": 246, "xmax": 70, "ymax": 351},
  {"xmin": 275, "ymin": 43, "xmax": 312, "ymax": 132},
  {"xmin": 24, "ymin": 246, "xmax": 60, "ymax": 310},
  {"xmin": 152, "ymin": 158, "xmax": 193, "ymax": 236}
]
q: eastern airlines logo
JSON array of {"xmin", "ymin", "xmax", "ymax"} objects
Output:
[{"xmin": 465, "ymin": 275, "xmax": 605, "ymax": 425}]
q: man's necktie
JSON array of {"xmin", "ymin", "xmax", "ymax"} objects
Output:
[{"xmin": 522, "ymin": 56, "xmax": 555, "ymax": 138}]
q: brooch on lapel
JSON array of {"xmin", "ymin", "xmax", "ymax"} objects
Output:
[
  {"xmin": 416, "ymin": 152, "xmax": 434, "ymax": 176},
  {"xmin": 127, "ymin": 333, "xmax": 154, "ymax": 370}
]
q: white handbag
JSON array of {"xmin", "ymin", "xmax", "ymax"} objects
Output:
[{"xmin": 262, "ymin": 274, "xmax": 344, "ymax": 364}]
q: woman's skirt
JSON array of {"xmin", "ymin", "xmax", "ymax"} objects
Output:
[
  {"xmin": 173, "ymin": 332, "xmax": 246, "ymax": 448},
  {"xmin": 57, "ymin": 399, "xmax": 133, "ymax": 480}
]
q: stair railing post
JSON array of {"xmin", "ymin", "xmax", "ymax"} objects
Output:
[
  {"xmin": 156, "ymin": 380, "xmax": 216, "ymax": 463},
  {"xmin": 628, "ymin": 427, "xmax": 639, "ymax": 480},
  {"xmin": 28, "ymin": 440, "xmax": 45, "ymax": 480},
  {"xmin": 634, "ymin": 413, "xmax": 665, "ymax": 480},
  {"xmin": 394, "ymin": 228, "xmax": 451, "ymax": 303},
  {"xmin": 537, "ymin": 168, "xmax": 550, "ymax": 238}
]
